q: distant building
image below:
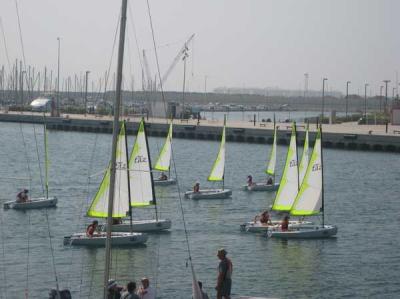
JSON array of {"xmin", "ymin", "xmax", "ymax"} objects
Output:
[{"xmin": 391, "ymin": 99, "xmax": 400, "ymax": 125}]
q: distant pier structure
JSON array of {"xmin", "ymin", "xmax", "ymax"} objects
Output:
[{"xmin": 0, "ymin": 112, "xmax": 399, "ymax": 152}]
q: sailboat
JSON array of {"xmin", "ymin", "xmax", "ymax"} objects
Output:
[
  {"xmin": 267, "ymin": 126, "xmax": 337, "ymax": 238},
  {"xmin": 243, "ymin": 121, "xmax": 280, "ymax": 192},
  {"xmin": 241, "ymin": 124, "xmax": 312, "ymax": 232},
  {"xmin": 108, "ymin": 118, "xmax": 171, "ymax": 232},
  {"xmin": 64, "ymin": 122, "xmax": 148, "ymax": 246},
  {"xmin": 153, "ymin": 121, "xmax": 177, "ymax": 186},
  {"xmin": 184, "ymin": 117, "xmax": 232, "ymax": 199},
  {"xmin": 3, "ymin": 120, "xmax": 57, "ymax": 210}
]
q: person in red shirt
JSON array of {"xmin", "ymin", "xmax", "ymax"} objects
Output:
[
  {"xmin": 281, "ymin": 215, "xmax": 289, "ymax": 231},
  {"xmin": 86, "ymin": 220, "xmax": 99, "ymax": 237}
]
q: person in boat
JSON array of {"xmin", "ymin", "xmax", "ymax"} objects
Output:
[
  {"xmin": 121, "ymin": 281, "xmax": 140, "ymax": 299},
  {"xmin": 86, "ymin": 220, "xmax": 99, "ymax": 237},
  {"xmin": 16, "ymin": 189, "xmax": 29, "ymax": 203},
  {"xmin": 107, "ymin": 279, "xmax": 123, "ymax": 299},
  {"xmin": 266, "ymin": 176, "xmax": 273, "ymax": 185},
  {"xmin": 216, "ymin": 248, "xmax": 233, "ymax": 299},
  {"xmin": 158, "ymin": 172, "xmax": 168, "ymax": 181},
  {"xmin": 253, "ymin": 210, "xmax": 272, "ymax": 225},
  {"xmin": 193, "ymin": 182, "xmax": 200, "ymax": 193},
  {"xmin": 137, "ymin": 277, "xmax": 155, "ymax": 299},
  {"xmin": 112, "ymin": 218, "xmax": 123, "ymax": 225},
  {"xmin": 246, "ymin": 175, "xmax": 254, "ymax": 186},
  {"xmin": 281, "ymin": 215, "xmax": 289, "ymax": 231}
]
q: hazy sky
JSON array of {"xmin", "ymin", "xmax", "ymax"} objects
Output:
[{"xmin": 0, "ymin": 0, "xmax": 399, "ymax": 95}]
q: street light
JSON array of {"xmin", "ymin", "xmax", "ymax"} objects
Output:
[
  {"xmin": 379, "ymin": 86, "xmax": 384, "ymax": 112},
  {"xmin": 364, "ymin": 83, "xmax": 369, "ymax": 122},
  {"xmin": 321, "ymin": 78, "xmax": 328, "ymax": 123},
  {"xmin": 346, "ymin": 81, "xmax": 351, "ymax": 119},
  {"xmin": 383, "ymin": 80, "xmax": 390, "ymax": 115}
]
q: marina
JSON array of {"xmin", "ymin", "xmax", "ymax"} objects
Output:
[{"xmin": 1, "ymin": 0, "xmax": 400, "ymax": 298}]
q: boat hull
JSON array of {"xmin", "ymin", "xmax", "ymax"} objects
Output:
[
  {"xmin": 184, "ymin": 189, "xmax": 232, "ymax": 199},
  {"xmin": 240, "ymin": 220, "xmax": 314, "ymax": 233},
  {"xmin": 3, "ymin": 197, "xmax": 57, "ymax": 210},
  {"xmin": 64, "ymin": 232, "xmax": 148, "ymax": 246},
  {"xmin": 267, "ymin": 225, "xmax": 338, "ymax": 239},
  {"xmin": 102, "ymin": 219, "xmax": 172, "ymax": 232},
  {"xmin": 243, "ymin": 183, "xmax": 279, "ymax": 192},
  {"xmin": 153, "ymin": 178, "xmax": 177, "ymax": 186}
]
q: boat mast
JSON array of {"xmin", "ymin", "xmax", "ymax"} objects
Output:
[
  {"xmin": 143, "ymin": 118, "xmax": 158, "ymax": 221},
  {"xmin": 103, "ymin": 0, "xmax": 128, "ymax": 298},
  {"xmin": 44, "ymin": 115, "xmax": 49, "ymax": 199},
  {"xmin": 294, "ymin": 122, "xmax": 299, "ymax": 191},
  {"xmin": 320, "ymin": 125, "xmax": 325, "ymax": 227},
  {"xmin": 124, "ymin": 120, "xmax": 133, "ymax": 232},
  {"xmin": 222, "ymin": 115, "xmax": 226, "ymax": 191},
  {"xmin": 273, "ymin": 114, "xmax": 276, "ymax": 183}
]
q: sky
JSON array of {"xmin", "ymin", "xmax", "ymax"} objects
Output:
[{"xmin": 0, "ymin": 0, "xmax": 399, "ymax": 96}]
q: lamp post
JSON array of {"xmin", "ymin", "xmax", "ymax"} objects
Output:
[
  {"xmin": 84, "ymin": 70, "xmax": 90, "ymax": 116},
  {"xmin": 383, "ymin": 80, "xmax": 390, "ymax": 115},
  {"xmin": 57, "ymin": 37, "xmax": 61, "ymax": 117},
  {"xmin": 346, "ymin": 81, "xmax": 351, "ymax": 119},
  {"xmin": 364, "ymin": 83, "xmax": 369, "ymax": 122},
  {"xmin": 379, "ymin": 86, "xmax": 383, "ymax": 112},
  {"xmin": 321, "ymin": 78, "xmax": 328, "ymax": 123}
]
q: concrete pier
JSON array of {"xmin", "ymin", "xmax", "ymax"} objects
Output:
[{"xmin": 0, "ymin": 112, "xmax": 399, "ymax": 152}]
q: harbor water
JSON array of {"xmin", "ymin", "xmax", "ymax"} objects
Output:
[{"xmin": 0, "ymin": 122, "xmax": 399, "ymax": 298}]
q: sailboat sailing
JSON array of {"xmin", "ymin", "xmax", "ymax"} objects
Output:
[
  {"xmin": 243, "ymin": 122, "xmax": 280, "ymax": 192},
  {"xmin": 64, "ymin": 122, "xmax": 148, "ymax": 246},
  {"xmin": 267, "ymin": 126, "xmax": 337, "ymax": 238},
  {"xmin": 3, "ymin": 120, "xmax": 57, "ymax": 210},
  {"xmin": 109, "ymin": 118, "xmax": 171, "ymax": 232},
  {"xmin": 241, "ymin": 124, "xmax": 312, "ymax": 232},
  {"xmin": 153, "ymin": 122, "xmax": 177, "ymax": 186},
  {"xmin": 184, "ymin": 117, "xmax": 232, "ymax": 199}
]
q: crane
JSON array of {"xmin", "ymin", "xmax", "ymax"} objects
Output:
[{"xmin": 157, "ymin": 33, "xmax": 195, "ymax": 91}]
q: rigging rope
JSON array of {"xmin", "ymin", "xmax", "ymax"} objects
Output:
[
  {"xmin": 44, "ymin": 209, "xmax": 60, "ymax": 295},
  {"xmin": 145, "ymin": 0, "xmax": 199, "ymax": 291},
  {"xmin": 24, "ymin": 213, "xmax": 31, "ymax": 299},
  {"xmin": 0, "ymin": 209, "xmax": 8, "ymax": 299}
]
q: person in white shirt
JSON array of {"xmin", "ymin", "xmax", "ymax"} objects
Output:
[{"xmin": 137, "ymin": 277, "xmax": 155, "ymax": 299}]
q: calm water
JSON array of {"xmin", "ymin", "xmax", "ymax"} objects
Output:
[{"xmin": 0, "ymin": 122, "xmax": 399, "ymax": 299}]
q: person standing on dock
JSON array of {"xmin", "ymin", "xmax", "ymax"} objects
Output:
[{"xmin": 216, "ymin": 248, "xmax": 233, "ymax": 299}]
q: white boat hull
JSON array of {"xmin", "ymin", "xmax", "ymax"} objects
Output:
[
  {"xmin": 240, "ymin": 220, "xmax": 314, "ymax": 233},
  {"xmin": 64, "ymin": 232, "xmax": 148, "ymax": 246},
  {"xmin": 3, "ymin": 197, "xmax": 57, "ymax": 210},
  {"xmin": 184, "ymin": 189, "xmax": 232, "ymax": 200},
  {"xmin": 153, "ymin": 178, "xmax": 177, "ymax": 186},
  {"xmin": 267, "ymin": 225, "xmax": 338, "ymax": 239},
  {"xmin": 102, "ymin": 219, "xmax": 172, "ymax": 232},
  {"xmin": 243, "ymin": 183, "xmax": 279, "ymax": 192}
]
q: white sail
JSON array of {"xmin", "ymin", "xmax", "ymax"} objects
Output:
[
  {"xmin": 190, "ymin": 263, "xmax": 204, "ymax": 299},
  {"xmin": 129, "ymin": 119, "xmax": 155, "ymax": 207},
  {"xmin": 207, "ymin": 125, "xmax": 226, "ymax": 181},
  {"xmin": 272, "ymin": 124, "xmax": 299, "ymax": 211},
  {"xmin": 298, "ymin": 127, "xmax": 309, "ymax": 184},
  {"xmin": 265, "ymin": 124, "xmax": 277, "ymax": 175},
  {"xmin": 291, "ymin": 128, "xmax": 322, "ymax": 216},
  {"xmin": 87, "ymin": 123, "xmax": 130, "ymax": 218},
  {"xmin": 154, "ymin": 122, "xmax": 172, "ymax": 171}
]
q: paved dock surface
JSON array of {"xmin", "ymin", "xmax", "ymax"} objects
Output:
[{"xmin": 0, "ymin": 111, "xmax": 399, "ymax": 152}]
